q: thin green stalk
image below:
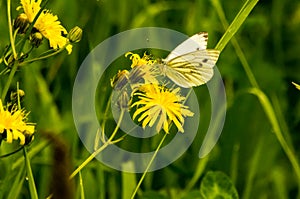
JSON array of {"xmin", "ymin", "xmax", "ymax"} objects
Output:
[
  {"xmin": 7, "ymin": 0, "xmax": 17, "ymax": 59},
  {"xmin": 249, "ymin": 88, "xmax": 300, "ymax": 193},
  {"xmin": 1, "ymin": 62, "xmax": 18, "ymax": 101},
  {"xmin": 130, "ymin": 133, "xmax": 168, "ymax": 199},
  {"xmin": 79, "ymin": 172, "xmax": 85, "ymax": 199},
  {"xmin": 7, "ymin": 162, "xmax": 25, "ymax": 199},
  {"xmin": 69, "ymin": 108, "xmax": 125, "ymax": 179},
  {"xmin": 69, "ymin": 142, "xmax": 109, "ymax": 180},
  {"xmin": 213, "ymin": 0, "xmax": 259, "ymax": 53},
  {"xmin": 212, "ymin": 0, "xmax": 300, "ymax": 196},
  {"xmin": 184, "ymin": 155, "xmax": 210, "ymax": 192},
  {"xmin": 212, "ymin": 0, "xmax": 260, "ymax": 88},
  {"xmin": 230, "ymin": 143, "xmax": 240, "ymax": 185},
  {"xmin": 94, "ymin": 94, "xmax": 112, "ymax": 150},
  {"xmin": 19, "ymin": 47, "xmax": 65, "ymax": 66},
  {"xmin": 242, "ymin": 137, "xmax": 263, "ymax": 199},
  {"xmin": 23, "ymin": 147, "xmax": 38, "ymax": 199}
]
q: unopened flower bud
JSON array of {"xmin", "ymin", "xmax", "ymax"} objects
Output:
[
  {"xmin": 6, "ymin": 54, "xmax": 15, "ymax": 67},
  {"xmin": 14, "ymin": 13, "xmax": 29, "ymax": 34},
  {"xmin": 111, "ymin": 70, "xmax": 129, "ymax": 89},
  {"xmin": 68, "ymin": 26, "xmax": 82, "ymax": 43},
  {"xmin": 30, "ymin": 32, "xmax": 43, "ymax": 48},
  {"xmin": 10, "ymin": 89, "xmax": 25, "ymax": 101},
  {"xmin": 24, "ymin": 131, "xmax": 35, "ymax": 145},
  {"xmin": 117, "ymin": 91, "xmax": 130, "ymax": 110}
]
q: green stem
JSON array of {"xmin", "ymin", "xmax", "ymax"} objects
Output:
[
  {"xmin": 212, "ymin": 0, "xmax": 300, "ymax": 196},
  {"xmin": 19, "ymin": 48, "xmax": 65, "ymax": 66},
  {"xmin": 79, "ymin": 172, "xmax": 85, "ymax": 199},
  {"xmin": 69, "ymin": 108, "xmax": 125, "ymax": 179},
  {"xmin": 213, "ymin": 0, "xmax": 259, "ymax": 52},
  {"xmin": 94, "ymin": 94, "xmax": 112, "ymax": 150},
  {"xmin": 249, "ymin": 88, "xmax": 300, "ymax": 193},
  {"xmin": 212, "ymin": 0, "xmax": 259, "ymax": 88},
  {"xmin": 69, "ymin": 142, "xmax": 109, "ymax": 180},
  {"xmin": 23, "ymin": 147, "xmax": 38, "ymax": 199},
  {"xmin": 1, "ymin": 62, "xmax": 18, "ymax": 101},
  {"xmin": 184, "ymin": 155, "xmax": 210, "ymax": 192},
  {"xmin": 130, "ymin": 133, "xmax": 168, "ymax": 199},
  {"xmin": 7, "ymin": 0, "xmax": 17, "ymax": 59}
]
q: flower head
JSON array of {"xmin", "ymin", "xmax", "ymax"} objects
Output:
[
  {"xmin": 125, "ymin": 52, "xmax": 158, "ymax": 86},
  {"xmin": 131, "ymin": 84, "xmax": 194, "ymax": 133},
  {"xmin": 18, "ymin": 0, "xmax": 72, "ymax": 54},
  {"xmin": 125, "ymin": 52, "xmax": 156, "ymax": 68},
  {"xmin": 111, "ymin": 52, "xmax": 158, "ymax": 90},
  {"xmin": 0, "ymin": 100, "xmax": 35, "ymax": 145}
]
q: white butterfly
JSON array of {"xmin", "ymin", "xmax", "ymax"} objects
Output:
[{"xmin": 157, "ymin": 32, "xmax": 220, "ymax": 88}]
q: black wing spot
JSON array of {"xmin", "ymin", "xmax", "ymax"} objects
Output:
[
  {"xmin": 198, "ymin": 63, "xmax": 203, "ymax": 67},
  {"xmin": 202, "ymin": 58, "xmax": 208, "ymax": 63}
]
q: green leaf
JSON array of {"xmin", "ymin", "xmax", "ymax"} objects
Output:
[
  {"xmin": 140, "ymin": 191, "xmax": 168, "ymax": 199},
  {"xmin": 181, "ymin": 190, "xmax": 203, "ymax": 199},
  {"xmin": 200, "ymin": 171, "xmax": 239, "ymax": 199},
  {"xmin": 122, "ymin": 161, "xmax": 137, "ymax": 199},
  {"xmin": 23, "ymin": 147, "xmax": 38, "ymax": 199},
  {"xmin": 7, "ymin": 165, "xmax": 25, "ymax": 199}
]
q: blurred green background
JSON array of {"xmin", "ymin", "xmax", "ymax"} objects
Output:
[{"xmin": 1, "ymin": 0, "xmax": 300, "ymax": 198}]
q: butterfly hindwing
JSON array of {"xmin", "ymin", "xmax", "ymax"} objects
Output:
[
  {"xmin": 164, "ymin": 49, "xmax": 220, "ymax": 88},
  {"xmin": 157, "ymin": 32, "xmax": 220, "ymax": 88}
]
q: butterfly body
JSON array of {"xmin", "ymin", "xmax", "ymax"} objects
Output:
[{"xmin": 157, "ymin": 32, "xmax": 220, "ymax": 88}]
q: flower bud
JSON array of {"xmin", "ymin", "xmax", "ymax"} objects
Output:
[
  {"xmin": 14, "ymin": 13, "xmax": 29, "ymax": 34},
  {"xmin": 111, "ymin": 70, "xmax": 129, "ymax": 89},
  {"xmin": 10, "ymin": 89, "xmax": 25, "ymax": 101},
  {"xmin": 30, "ymin": 32, "xmax": 43, "ymax": 48},
  {"xmin": 6, "ymin": 54, "xmax": 15, "ymax": 67},
  {"xmin": 117, "ymin": 91, "xmax": 130, "ymax": 110},
  {"xmin": 67, "ymin": 26, "xmax": 82, "ymax": 43},
  {"xmin": 24, "ymin": 130, "xmax": 35, "ymax": 145}
]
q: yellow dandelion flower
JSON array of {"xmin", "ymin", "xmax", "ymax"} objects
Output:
[
  {"xmin": 19, "ymin": 0, "xmax": 41, "ymax": 22},
  {"xmin": 131, "ymin": 84, "xmax": 194, "ymax": 133},
  {"xmin": 125, "ymin": 52, "xmax": 156, "ymax": 68},
  {"xmin": 35, "ymin": 11, "xmax": 72, "ymax": 52},
  {"xmin": 0, "ymin": 100, "xmax": 35, "ymax": 145},
  {"xmin": 125, "ymin": 52, "xmax": 158, "ymax": 85},
  {"xmin": 111, "ymin": 53, "xmax": 158, "ymax": 90},
  {"xmin": 18, "ymin": 0, "xmax": 72, "ymax": 54}
]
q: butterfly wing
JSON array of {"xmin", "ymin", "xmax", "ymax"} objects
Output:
[
  {"xmin": 164, "ymin": 49, "xmax": 220, "ymax": 88},
  {"xmin": 165, "ymin": 32, "xmax": 208, "ymax": 61}
]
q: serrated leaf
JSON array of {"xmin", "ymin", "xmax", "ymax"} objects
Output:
[{"xmin": 200, "ymin": 171, "xmax": 239, "ymax": 199}]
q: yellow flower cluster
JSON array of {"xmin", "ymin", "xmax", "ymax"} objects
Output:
[
  {"xmin": 125, "ymin": 52, "xmax": 156, "ymax": 68},
  {"xmin": 111, "ymin": 53, "xmax": 158, "ymax": 90},
  {"xmin": 0, "ymin": 100, "xmax": 35, "ymax": 145},
  {"xmin": 111, "ymin": 52, "xmax": 194, "ymax": 134},
  {"xmin": 17, "ymin": 0, "xmax": 73, "ymax": 53}
]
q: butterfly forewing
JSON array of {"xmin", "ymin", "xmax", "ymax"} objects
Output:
[{"xmin": 165, "ymin": 32, "xmax": 208, "ymax": 61}]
